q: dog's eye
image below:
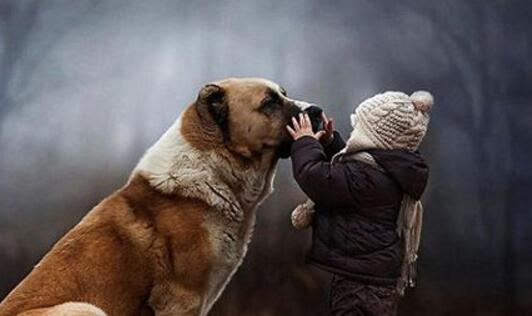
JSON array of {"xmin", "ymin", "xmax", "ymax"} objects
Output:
[{"xmin": 259, "ymin": 96, "xmax": 280, "ymax": 115}]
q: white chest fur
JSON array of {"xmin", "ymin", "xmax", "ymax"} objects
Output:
[
  {"xmin": 132, "ymin": 115, "xmax": 277, "ymax": 315},
  {"xmin": 200, "ymin": 211, "xmax": 254, "ymax": 313},
  {"xmin": 133, "ymin": 116, "xmax": 275, "ymax": 221}
]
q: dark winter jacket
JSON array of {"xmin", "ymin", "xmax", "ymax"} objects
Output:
[{"xmin": 290, "ymin": 132, "xmax": 429, "ymax": 285}]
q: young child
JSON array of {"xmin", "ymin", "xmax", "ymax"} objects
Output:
[{"xmin": 286, "ymin": 91, "xmax": 432, "ymax": 316}]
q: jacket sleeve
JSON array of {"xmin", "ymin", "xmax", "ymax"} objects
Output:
[
  {"xmin": 290, "ymin": 136, "xmax": 354, "ymax": 209},
  {"xmin": 322, "ymin": 131, "xmax": 346, "ymax": 160}
]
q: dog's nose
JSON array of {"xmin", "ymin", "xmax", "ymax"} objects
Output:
[
  {"xmin": 303, "ymin": 105, "xmax": 323, "ymax": 132},
  {"xmin": 305, "ymin": 105, "xmax": 323, "ymax": 117}
]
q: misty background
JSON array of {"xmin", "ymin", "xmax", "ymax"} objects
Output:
[{"xmin": 1, "ymin": 0, "xmax": 531, "ymax": 315}]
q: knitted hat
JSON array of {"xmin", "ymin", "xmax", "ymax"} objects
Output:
[{"xmin": 344, "ymin": 91, "xmax": 433, "ymax": 154}]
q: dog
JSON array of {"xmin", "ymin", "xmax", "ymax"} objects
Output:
[{"xmin": 0, "ymin": 78, "xmax": 323, "ymax": 316}]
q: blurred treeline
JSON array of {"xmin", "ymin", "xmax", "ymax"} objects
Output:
[{"xmin": 0, "ymin": 1, "xmax": 531, "ymax": 315}]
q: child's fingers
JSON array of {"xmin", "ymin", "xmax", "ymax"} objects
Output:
[
  {"xmin": 315, "ymin": 130, "xmax": 326, "ymax": 140},
  {"xmin": 298, "ymin": 113, "xmax": 306, "ymax": 129},
  {"xmin": 286, "ymin": 125, "xmax": 296, "ymax": 138},
  {"xmin": 327, "ymin": 118, "xmax": 334, "ymax": 131},
  {"xmin": 304, "ymin": 113, "xmax": 312, "ymax": 129},
  {"xmin": 300, "ymin": 113, "xmax": 310, "ymax": 130},
  {"xmin": 292, "ymin": 117, "xmax": 300, "ymax": 130},
  {"xmin": 299, "ymin": 113, "xmax": 306, "ymax": 129},
  {"xmin": 321, "ymin": 112, "xmax": 329, "ymax": 126}
]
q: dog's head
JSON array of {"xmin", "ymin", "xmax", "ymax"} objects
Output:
[{"xmin": 190, "ymin": 77, "xmax": 322, "ymax": 160}]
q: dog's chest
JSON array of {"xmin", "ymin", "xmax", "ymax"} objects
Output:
[
  {"xmin": 205, "ymin": 211, "xmax": 255, "ymax": 267},
  {"xmin": 201, "ymin": 211, "xmax": 256, "ymax": 308}
]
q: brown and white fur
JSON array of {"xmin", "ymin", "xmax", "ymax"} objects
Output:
[{"xmin": 0, "ymin": 78, "xmax": 321, "ymax": 316}]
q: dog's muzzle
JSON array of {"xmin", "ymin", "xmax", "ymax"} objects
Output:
[
  {"xmin": 293, "ymin": 100, "xmax": 324, "ymax": 132},
  {"xmin": 277, "ymin": 100, "xmax": 324, "ymax": 159}
]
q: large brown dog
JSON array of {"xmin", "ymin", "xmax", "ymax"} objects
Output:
[{"xmin": 0, "ymin": 78, "xmax": 322, "ymax": 316}]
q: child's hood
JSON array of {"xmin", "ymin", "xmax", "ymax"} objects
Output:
[{"xmin": 368, "ymin": 149, "xmax": 429, "ymax": 200}]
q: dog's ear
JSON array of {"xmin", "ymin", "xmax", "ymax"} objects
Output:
[{"xmin": 196, "ymin": 84, "xmax": 228, "ymax": 129}]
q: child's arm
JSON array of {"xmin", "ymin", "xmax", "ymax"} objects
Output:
[
  {"xmin": 322, "ymin": 131, "xmax": 346, "ymax": 160},
  {"xmin": 290, "ymin": 136, "xmax": 353, "ymax": 208}
]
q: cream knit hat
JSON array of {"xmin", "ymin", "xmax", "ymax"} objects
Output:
[{"xmin": 344, "ymin": 91, "xmax": 433, "ymax": 153}]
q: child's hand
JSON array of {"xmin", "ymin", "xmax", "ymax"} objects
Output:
[
  {"xmin": 320, "ymin": 112, "xmax": 335, "ymax": 145},
  {"xmin": 286, "ymin": 113, "xmax": 326, "ymax": 141}
]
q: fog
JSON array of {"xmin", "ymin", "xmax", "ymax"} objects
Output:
[{"xmin": 1, "ymin": 0, "xmax": 531, "ymax": 315}]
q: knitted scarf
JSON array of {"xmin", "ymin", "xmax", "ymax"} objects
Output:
[{"xmin": 290, "ymin": 150, "xmax": 423, "ymax": 295}]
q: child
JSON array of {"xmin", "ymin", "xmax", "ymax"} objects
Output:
[{"xmin": 286, "ymin": 91, "xmax": 432, "ymax": 316}]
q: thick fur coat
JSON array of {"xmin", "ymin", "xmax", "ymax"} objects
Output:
[{"xmin": 0, "ymin": 78, "xmax": 319, "ymax": 316}]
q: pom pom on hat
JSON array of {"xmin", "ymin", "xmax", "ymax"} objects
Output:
[
  {"xmin": 291, "ymin": 200, "xmax": 315, "ymax": 230},
  {"xmin": 410, "ymin": 91, "xmax": 433, "ymax": 112}
]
